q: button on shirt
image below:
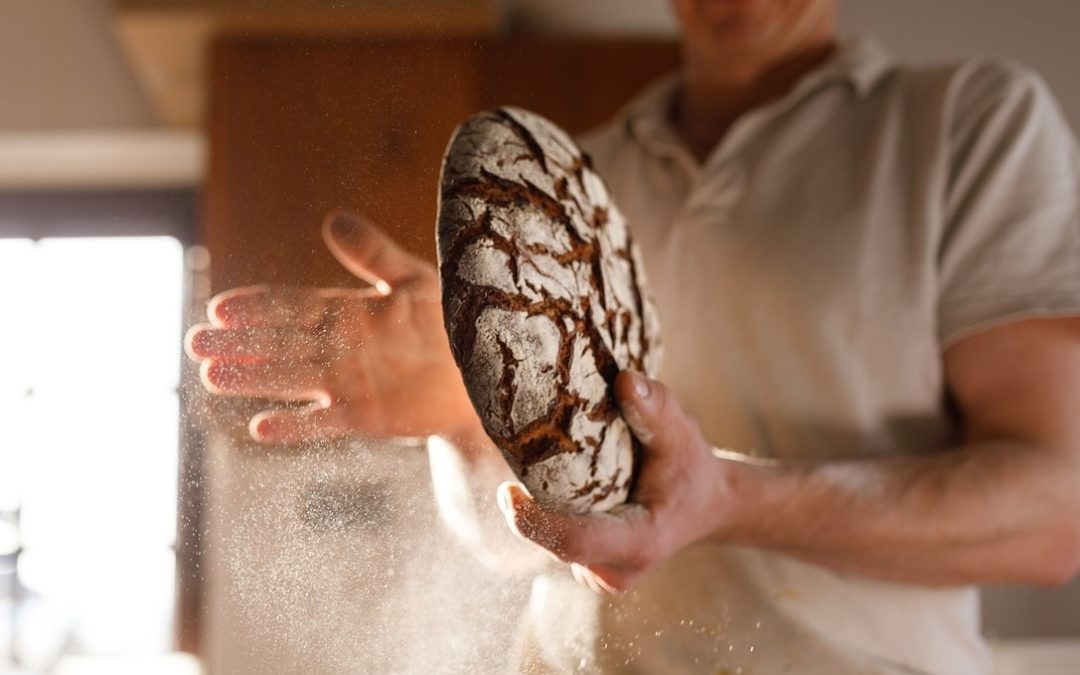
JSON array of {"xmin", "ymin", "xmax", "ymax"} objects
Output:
[{"xmin": 516, "ymin": 36, "xmax": 1080, "ymax": 675}]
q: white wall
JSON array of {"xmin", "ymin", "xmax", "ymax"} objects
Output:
[
  {"xmin": 509, "ymin": 0, "xmax": 1080, "ymax": 132},
  {"xmin": 837, "ymin": 0, "xmax": 1080, "ymax": 131}
]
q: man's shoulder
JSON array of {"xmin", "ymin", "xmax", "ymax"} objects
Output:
[
  {"xmin": 945, "ymin": 59, "xmax": 1059, "ymax": 124},
  {"xmin": 886, "ymin": 58, "xmax": 1055, "ymax": 120}
]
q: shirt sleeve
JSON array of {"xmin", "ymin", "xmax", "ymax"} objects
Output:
[{"xmin": 938, "ymin": 61, "xmax": 1080, "ymax": 347}]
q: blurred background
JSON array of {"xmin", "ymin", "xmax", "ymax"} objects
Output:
[{"xmin": 0, "ymin": 1, "xmax": 1077, "ymax": 674}]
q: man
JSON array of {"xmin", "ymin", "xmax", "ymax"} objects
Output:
[{"xmin": 187, "ymin": 0, "xmax": 1080, "ymax": 672}]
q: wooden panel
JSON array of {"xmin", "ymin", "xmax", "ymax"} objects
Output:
[
  {"xmin": 204, "ymin": 37, "xmax": 679, "ymax": 292},
  {"xmin": 116, "ymin": 0, "xmax": 493, "ymax": 11},
  {"xmin": 479, "ymin": 40, "xmax": 682, "ymax": 134},
  {"xmin": 205, "ymin": 38, "xmax": 478, "ymax": 289}
]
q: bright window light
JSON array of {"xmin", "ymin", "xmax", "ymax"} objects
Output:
[{"xmin": 0, "ymin": 236, "xmax": 183, "ymax": 670}]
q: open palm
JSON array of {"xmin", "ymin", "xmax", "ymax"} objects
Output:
[{"xmin": 185, "ymin": 210, "xmax": 479, "ymax": 443}]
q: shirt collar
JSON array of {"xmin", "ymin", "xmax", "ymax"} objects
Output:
[
  {"xmin": 824, "ymin": 33, "xmax": 893, "ymax": 97},
  {"xmin": 620, "ymin": 34, "xmax": 894, "ymax": 152}
]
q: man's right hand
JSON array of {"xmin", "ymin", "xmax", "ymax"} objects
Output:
[{"xmin": 185, "ymin": 210, "xmax": 481, "ymax": 444}]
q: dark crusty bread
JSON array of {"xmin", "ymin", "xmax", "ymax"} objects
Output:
[{"xmin": 437, "ymin": 107, "xmax": 662, "ymax": 513}]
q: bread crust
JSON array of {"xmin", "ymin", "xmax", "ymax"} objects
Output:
[{"xmin": 437, "ymin": 107, "xmax": 661, "ymax": 513}]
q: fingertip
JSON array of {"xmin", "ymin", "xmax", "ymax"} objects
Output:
[
  {"xmin": 496, "ymin": 483, "xmax": 527, "ymax": 544},
  {"xmin": 322, "ymin": 210, "xmax": 397, "ymax": 292},
  {"xmin": 496, "ymin": 481, "xmax": 525, "ymax": 517},
  {"xmin": 572, "ymin": 563, "xmax": 604, "ymax": 594},
  {"xmin": 184, "ymin": 324, "xmax": 209, "ymax": 360},
  {"xmin": 206, "ymin": 290, "xmax": 238, "ymax": 325},
  {"xmin": 247, "ymin": 412, "xmax": 269, "ymax": 442},
  {"xmin": 587, "ymin": 566, "xmax": 628, "ymax": 594},
  {"xmin": 200, "ymin": 359, "xmax": 238, "ymax": 394},
  {"xmin": 614, "ymin": 371, "xmax": 651, "ymax": 404},
  {"xmin": 507, "ymin": 482, "xmax": 535, "ymax": 510},
  {"xmin": 206, "ymin": 297, "xmax": 227, "ymax": 327},
  {"xmin": 321, "ymin": 209, "xmax": 344, "ymax": 243},
  {"xmin": 207, "ymin": 286, "xmax": 267, "ymax": 327},
  {"xmin": 322, "ymin": 209, "xmax": 366, "ymax": 246},
  {"xmin": 496, "ymin": 481, "xmax": 512, "ymax": 513},
  {"xmin": 249, "ymin": 420, "xmax": 269, "ymax": 443},
  {"xmin": 498, "ymin": 482, "xmax": 550, "ymax": 549},
  {"xmin": 198, "ymin": 359, "xmax": 219, "ymax": 392},
  {"xmin": 585, "ymin": 566, "xmax": 619, "ymax": 594},
  {"xmin": 570, "ymin": 562, "xmax": 586, "ymax": 585}
]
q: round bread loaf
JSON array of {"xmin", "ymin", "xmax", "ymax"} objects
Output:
[{"xmin": 437, "ymin": 107, "xmax": 662, "ymax": 513}]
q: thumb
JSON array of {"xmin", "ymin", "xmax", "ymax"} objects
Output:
[
  {"xmin": 613, "ymin": 371, "xmax": 673, "ymax": 447},
  {"xmin": 321, "ymin": 209, "xmax": 429, "ymax": 293}
]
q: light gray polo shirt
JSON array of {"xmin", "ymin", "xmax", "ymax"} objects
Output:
[{"xmin": 516, "ymin": 36, "xmax": 1080, "ymax": 675}]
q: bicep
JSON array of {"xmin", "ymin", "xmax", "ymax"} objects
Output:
[{"xmin": 944, "ymin": 315, "xmax": 1080, "ymax": 450}]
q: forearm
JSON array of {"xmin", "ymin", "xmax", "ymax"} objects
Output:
[
  {"xmin": 428, "ymin": 422, "xmax": 548, "ymax": 573},
  {"xmin": 720, "ymin": 441, "xmax": 1080, "ymax": 586}
]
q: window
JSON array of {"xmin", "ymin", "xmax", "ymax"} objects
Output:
[{"xmin": 0, "ymin": 192, "xmax": 199, "ymax": 674}]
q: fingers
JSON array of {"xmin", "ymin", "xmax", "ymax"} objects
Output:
[
  {"xmin": 322, "ymin": 210, "xmax": 431, "ymax": 292},
  {"xmin": 570, "ymin": 563, "xmax": 610, "ymax": 594},
  {"xmin": 496, "ymin": 482, "xmax": 652, "ymax": 569},
  {"xmin": 186, "ymin": 325, "xmax": 324, "ymax": 363},
  {"xmin": 208, "ymin": 286, "xmax": 298, "ymax": 328},
  {"xmin": 206, "ymin": 286, "xmax": 373, "ymax": 329},
  {"xmin": 200, "ymin": 360, "xmax": 329, "ymax": 404},
  {"xmin": 613, "ymin": 371, "xmax": 665, "ymax": 445},
  {"xmin": 249, "ymin": 406, "xmax": 353, "ymax": 444},
  {"xmin": 580, "ymin": 563, "xmax": 642, "ymax": 594},
  {"xmin": 208, "ymin": 286, "xmax": 322, "ymax": 328}
]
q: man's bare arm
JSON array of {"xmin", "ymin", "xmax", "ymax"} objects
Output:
[
  {"xmin": 729, "ymin": 316, "xmax": 1080, "ymax": 586},
  {"xmin": 500, "ymin": 317, "xmax": 1080, "ymax": 591}
]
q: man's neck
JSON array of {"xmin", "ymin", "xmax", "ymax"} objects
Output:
[{"xmin": 674, "ymin": 38, "xmax": 837, "ymax": 162}]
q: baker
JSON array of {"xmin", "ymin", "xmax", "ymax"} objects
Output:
[{"xmin": 186, "ymin": 0, "xmax": 1080, "ymax": 672}]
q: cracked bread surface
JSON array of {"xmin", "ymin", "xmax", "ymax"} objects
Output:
[{"xmin": 437, "ymin": 107, "xmax": 662, "ymax": 513}]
